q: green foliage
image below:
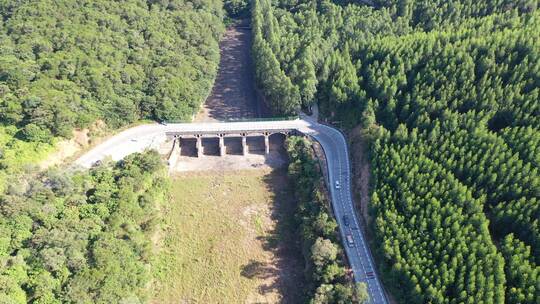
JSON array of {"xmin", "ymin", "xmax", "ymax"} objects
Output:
[
  {"xmin": 373, "ymin": 0, "xmax": 538, "ymax": 29},
  {"xmin": 354, "ymin": 282, "xmax": 370, "ymax": 303},
  {"xmin": 500, "ymin": 126, "xmax": 540, "ymax": 168},
  {"xmin": 500, "ymin": 234, "xmax": 539, "ymax": 304},
  {"xmin": 224, "ymin": 0, "xmax": 250, "ymax": 18},
  {"xmin": 0, "ymin": 0, "xmax": 225, "ymax": 190},
  {"xmin": 252, "ymin": 0, "xmax": 301, "ymax": 114},
  {"xmin": 371, "ymin": 132, "xmax": 506, "ymax": 303},
  {"xmin": 0, "ymin": 126, "xmax": 56, "ymax": 192},
  {"xmin": 254, "ymin": 0, "xmax": 539, "ymax": 303},
  {"xmin": 0, "ymin": 0, "xmax": 224, "ymax": 133},
  {"xmin": 286, "ymin": 136, "xmax": 362, "ymax": 303},
  {"xmin": 0, "ymin": 151, "xmax": 169, "ymax": 303}
]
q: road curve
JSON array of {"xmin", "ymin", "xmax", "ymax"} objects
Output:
[
  {"xmin": 74, "ymin": 118, "xmax": 388, "ymax": 304},
  {"xmin": 306, "ymin": 120, "xmax": 387, "ymax": 304}
]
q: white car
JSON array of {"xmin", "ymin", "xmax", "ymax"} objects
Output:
[
  {"xmin": 335, "ymin": 180, "xmax": 341, "ymax": 189},
  {"xmin": 346, "ymin": 234, "xmax": 354, "ymax": 247}
]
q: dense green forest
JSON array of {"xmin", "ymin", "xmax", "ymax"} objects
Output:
[
  {"xmin": 0, "ymin": 1, "xmax": 226, "ymax": 302},
  {"xmin": 253, "ymin": 0, "xmax": 539, "ymax": 303},
  {"xmin": 224, "ymin": 0, "xmax": 250, "ymax": 18},
  {"xmin": 286, "ymin": 136, "xmax": 368, "ymax": 303},
  {"xmin": 0, "ymin": 151, "xmax": 169, "ymax": 303},
  {"xmin": 0, "ymin": 0, "xmax": 224, "ymax": 185}
]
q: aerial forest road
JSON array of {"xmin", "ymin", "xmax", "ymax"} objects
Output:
[
  {"xmin": 307, "ymin": 118, "xmax": 388, "ymax": 304},
  {"xmin": 74, "ymin": 117, "xmax": 388, "ymax": 304}
]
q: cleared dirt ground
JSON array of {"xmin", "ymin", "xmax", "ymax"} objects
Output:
[
  {"xmin": 350, "ymin": 127, "xmax": 372, "ymax": 224},
  {"xmin": 195, "ymin": 20, "xmax": 261, "ymax": 122},
  {"xmin": 150, "ymin": 169, "xmax": 304, "ymax": 304},
  {"xmin": 172, "ymin": 152, "xmax": 287, "ymax": 172}
]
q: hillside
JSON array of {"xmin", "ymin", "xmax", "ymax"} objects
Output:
[
  {"xmin": 1, "ymin": 0, "xmax": 538, "ymax": 302},
  {"xmin": 0, "ymin": 151, "xmax": 169, "ymax": 303},
  {"xmin": 0, "ymin": 0, "xmax": 224, "ymax": 185},
  {"xmin": 252, "ymin": 0, "xmax": 539, "ymax": 303},
  {"xmin": 0, "ymin": 0, "xmax": 227, "ymax": 302}
]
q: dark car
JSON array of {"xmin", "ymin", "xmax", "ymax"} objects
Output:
[{"xmin": 342, "ymin": 215, "xmax": 350, "ymax": 226}]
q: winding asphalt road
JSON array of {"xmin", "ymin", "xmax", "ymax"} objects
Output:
[
  {"xmin": 308, "ymin": 119, "xmax": 387, "ymax": 304},
  {"xmin": 75, "ymin": 118, "xmax": 388, "ymax": 304}
]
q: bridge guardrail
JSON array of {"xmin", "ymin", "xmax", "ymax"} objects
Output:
[{"xmin": 163, "ymin": 115, "xmax": 299, "ymax": 124}]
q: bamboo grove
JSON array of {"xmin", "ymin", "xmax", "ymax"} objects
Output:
[{"xmin": 252, "ymin": 0, "xmax": 539, "ymax": 303}]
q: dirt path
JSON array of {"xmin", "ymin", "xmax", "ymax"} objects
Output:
[{"xmin": 195, "ymin": 20, "xmax": 260, "ymax": 122}]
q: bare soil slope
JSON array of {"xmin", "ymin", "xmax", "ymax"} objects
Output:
[{"xmin": 196, "ymin": 21, "xmax": 260, "ymax": 122}]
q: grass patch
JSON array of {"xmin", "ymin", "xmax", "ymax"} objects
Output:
[
  {"xmin": 0, "ymin": 126, "xmax": 56, "ymax": 191},
  {"xmin": 0, "ymin": 126, "xmax": 56, "ymax": 166},
  {"xmin": 150, "ymin": 169, "xmax": 304, "ymax": 303}
]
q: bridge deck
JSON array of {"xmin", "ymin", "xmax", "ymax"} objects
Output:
[{"xmin": 165, "ymin": 128, "xmax": 298, "ymax": 137}]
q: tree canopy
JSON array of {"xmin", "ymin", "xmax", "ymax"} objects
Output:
[
  {"xmin": 0, "ymin": 0, "xmax": 224, "ymax": 187},
  {"xmin": 0, "ymin": 1, "xmax": 226, "ymax": 301},
  {"xmin": 0, "ymin": 151, "xmax": 169, "ymax": 303},
  {"xmin": 0, "ymin": 0, "xmax": 224, "ymax": 135},
  {"xmin": 253, "ymin": 0, "xmax": 539, "ymax": 302}
]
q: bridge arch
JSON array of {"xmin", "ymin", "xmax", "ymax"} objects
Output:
[{"xmin": 169, "ymin": 128, "xmax": 298, "ymax": 161}]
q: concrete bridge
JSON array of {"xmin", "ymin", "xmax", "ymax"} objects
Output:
[{"xmin": 166, "ymin": 128, "xmax": 299, "ymax": 159}]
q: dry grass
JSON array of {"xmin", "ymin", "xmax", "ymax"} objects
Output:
[{"xmin": 150, "ymin": 169, "xmax": 304, "ymax": 304}]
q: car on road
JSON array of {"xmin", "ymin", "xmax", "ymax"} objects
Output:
[
  {"xmin": 335, "ymin": 180, "xmax": 340, "ymax": 189},
  {"xmin": 343, "ymin": 215, "xmax": 350, "ymax": 226},
  {"xmin": 346, "ymin": 234, "xmax": 354, "ymax": 248}
]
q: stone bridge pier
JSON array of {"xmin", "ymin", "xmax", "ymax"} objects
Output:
[
  {"xmin": 196, "ymin": 135, "xmax": 203, "ymax": 158},
  {"xmin": 264, "ymin": 132, "xmax": 270, "ymax": 154},
  {"xmin": 241, "ymin": 134, "xmax": 248, "ymax": 156},
  {"xmin": 219, "ymin": 135, "xmax": 226, "ymax": 156}
]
